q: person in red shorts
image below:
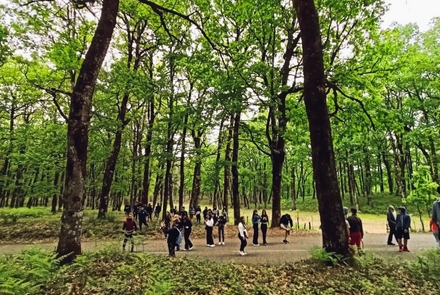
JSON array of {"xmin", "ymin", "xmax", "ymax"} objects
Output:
[{"xmin": 347, "ymin": 208, "xmax": 364, "ymax": 251}]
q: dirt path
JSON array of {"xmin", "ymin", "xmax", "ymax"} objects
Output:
[{"xmin": 1, "ymin": 232, "xmax": 437, "ymax": 264}]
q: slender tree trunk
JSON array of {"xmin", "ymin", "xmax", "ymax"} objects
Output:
[
  {"xmin": 190, "ymin": 133, "xmax": 202, "ymax": 209},
  {"xmin": 56, "ymin": 0, "xmax": 119, "ymax": 263},
  {"xmin": 382, "ymin": 151, "xmax": 393, "ymax": 193},
  {"xmin": 178, "ymin": 113, "xmax": 188, "ymax": 209},
  {"xmin": 291, "ymin": 167, "xmax": 296, "ymax": 210},
  {"xmin": 212, "ymin": 119, "xmax": 225, "ymax": 208},
  {"xmin": 223, "ymin": 115, "xmax": 233, "ymax": 210},
  {"xmin": 231, "ymin": 111, "xmax": 241, "ymax": 225},
  {"xmin": 51, "ymin": 171, "xmax": 60, "ymax": 213},
  {"xmin": 294, "ymin": 0, "xmax": 349, "ymax": 255}
]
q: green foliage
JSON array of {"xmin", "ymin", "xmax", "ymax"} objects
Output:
[
  {"xmin": 0, "ymin": 248, "xmax": 62, "ymax": 295},
  {"xmin": 310, "ymin": 246, "xmax": 344, "ymax": 266},
  {"xmin": 406, "ymin": 248, "xmax": 440, "ymax": 290}
]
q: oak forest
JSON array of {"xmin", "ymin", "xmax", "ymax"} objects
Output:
[{"xmin": 1, "ymin": 0, "xmax": 440, "ymax": 294}]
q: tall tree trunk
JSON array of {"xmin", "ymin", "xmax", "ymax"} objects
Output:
[
  {"xmin": 223, "ymin": 115, "xmax": 233, "ymax": 210},
  {"xmin": 291, "ymin": 167, "xmax": 296, "ymax": 210},
  {"xmin": 142, "ymin": 55, "xmax": 156, "ymax": 204},
  {"xmin": 363, "ymin": 148, "xmax": 372, "ymax": 205},
  {"xmin": 189, "ymin": 132, "xmax": 202, "ymax": 209},
  {"xmin": 231, "ymin": 111, "xmax": 241, "ymax": 225},
  {"xmin": 212, "ymin": 119, "xmax": 225, "ymax": 208},
  {"xmin": 51, "ymin": 171, "xmax": 60, "ymax": 213},
  {"xmin": 56, "ymin": 0, "xmax": 119, "ymax": 263},
  {"xmin": 178, "ymin": 112, "xmax": 188, "ymax": 210},
  {"xmin": 97, "ymin": 93, "xmax": 129, "ymax": 218},
  {"xmin": 294, "ymin": 0, "xmax": 349, "ymax": 255},
  {"xmin": 381, "ymin": 151, "xmax": 393, "ymax": 193}
]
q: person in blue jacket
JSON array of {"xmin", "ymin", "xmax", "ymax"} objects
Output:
[{"xmin": 252, "ymin": 210, "xmax": 261, "ymax": 246}]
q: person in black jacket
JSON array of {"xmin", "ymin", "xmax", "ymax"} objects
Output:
[
  {"xmin": 122, "ymin": 214, "xmax": 137, "ymax": 252},
  {"xmin": 260, "ymin": 209, "xmax": 269, "ymax": 245},
  {"xmin": 124, "ymin": 202, "xmax": 131, "ymax": 216},
  {"xmin": 181, "ymin": 215, "xmax": 194, "ymax": 250},
  {"xmin": 279, "ymin": 214, "xmax": 293, "ymax": 244},
  {"xmin": 163, "ymin": 218, "xmax": 180, "ymax": 257},
  {"xmin": 386, "ymin": 205, "xmax": 397, "ymax": 245},
  {"xmin": 154, "ymin": 203, "xmax": 161, "ymax": 219},
  {"xmin": 217, "ymin": 213, "xmax": 227, "ymax": 245},
  {"xmin": 138, "ymin": 205, "xmax": 148, "ymax": 230}
]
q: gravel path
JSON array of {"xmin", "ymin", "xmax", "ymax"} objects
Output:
[{"xmin": 1, "ymin": 232, "xmax": 437, "ymax": 264}]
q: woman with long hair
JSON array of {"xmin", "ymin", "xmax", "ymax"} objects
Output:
[{"xmin": 260, "ymin": 209, "xmax": 269, "ymax": 245}]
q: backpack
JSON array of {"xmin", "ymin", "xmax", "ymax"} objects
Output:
[{"xmin": 176, "ymin": 228, "xmax": 182, "ymax": 246}]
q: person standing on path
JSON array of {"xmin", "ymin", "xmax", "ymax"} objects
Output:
[
  {"xmin": 238, "ymin": 216, "xmax": 248, "ymax": 256},
  {"xmin": 122, "ymin": 214, "xmax": 137, "ymax": 252},
  {"xmin": 347, "ymin": 208, "xmax": 364, "ymax": 251},
  {"xmin": 396, "ymin": 206, "xmax": 411, "ymax": 252},
  {"xmin": 386, "ymin": 205, "xmax": 397, "ymax": 245},
  {"xmin": 181, "ymin": 215, "xmax": 194, "ymax": 250},
  {"xmin": 429, "ymin": 218, "xmax": 439, "ymax": 246},
  {"xmin": 205, "ymin": 213, "xmax": 215, "ymax": 247},
  {"xmin": 252, "ymin": 210, "xmax": 261, "ymax": 246},
  {"xmin": 260, "ymin": 209, "xmax": 269, "ymax": 245},
  {"xmin": 217, "ymin": 212, "xmax": 227, "ymax": 245},
  {"xmin": 196, "ymin": 206, "xmax": 201, "ymax": 224}
]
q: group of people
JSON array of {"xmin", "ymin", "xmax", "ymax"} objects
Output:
[{"xmin": 121, "ymin": 188, "xmax": 440, "ymax": 256}]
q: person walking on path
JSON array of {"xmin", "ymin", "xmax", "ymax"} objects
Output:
[
  {"xmin": 387, "ymin": 205, "xmax": 397, "ymax": 245},
  {"xmin": 429, "ymin": 217, "xmax": 439, "ymax": 246},
  {"xmin": 217, "ymin": 212, "xmax": 227, "ymax": 245},
  {"xmin": 205, "ymin": 213, "xmax": 215, "ymax": 247},
  {"xmin": 122, "ymin": 214, "xmax": 137, "ymax": 252},
  {"xmin": 279, "ymin": 214, "xmax": 293, "ymax": 244},
  {"xmin": 163, "ymin": 218, "xmax": 181, "ymax": 257},
  {"xmin": 238, "ymin": 216, "xmax": 248, "ymax": 256},
  {"xmin": 181, "ymin": 215, "xmax": 194, "ymax": 250},
  {"xmin": 347, "ymin": 208, "xmax": 364, "ymax": 251},
  {"xmin": 396, "ymin": 206, "xmax": 411, "ymax": 252},
  {"xmin": 252, "ymin": 210, "xmax": 261, "ymax": 246},
  {"xmin": 260, "ymin": 209, "xmax": 269, "ymax": 245}
]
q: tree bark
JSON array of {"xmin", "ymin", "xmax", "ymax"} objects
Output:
[
  {"xmin": 294, "ymin": 0, "xmax": 349, "ymax": 255},
  {"xmin": 56, "ymin": 0, "xmax": 119, "ymax": 263},
  {"xmin": 231, "ymin": 111, "xmax": 241, "ymax": 225}
]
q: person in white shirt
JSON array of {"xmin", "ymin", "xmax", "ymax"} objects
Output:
[
  {"xmin": 238, "ymin": 216, "xmax": 248, "ymax": 256},
  {"xmin": 205, "ymin": 213, "xmax": 215, "ymax": 247}
]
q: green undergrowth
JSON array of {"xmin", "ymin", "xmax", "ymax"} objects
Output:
[{"xmin": 1, "ymin": 246, "xmax": 439, "ymax": 295}]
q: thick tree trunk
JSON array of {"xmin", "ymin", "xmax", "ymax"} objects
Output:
[
  {"xmin": 231, "ymin": 111, "xmax": 241, "ymax": 225},
  {"xmin": 294, "ymin": 0, "xmax": 349, "ymax": 255},
  {"xmin": 56, "ymin": 0, "xmax": 119, "ymax": 263},
  {"xmin": 270, "ymin": 151, "xmax": 284, "ymax": 227}
]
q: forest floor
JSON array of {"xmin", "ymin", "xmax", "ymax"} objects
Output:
[{"xmin": 1, "ymin": 232, "xmax": 437, "ymax": 264}]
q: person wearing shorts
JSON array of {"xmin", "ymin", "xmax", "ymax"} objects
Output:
[
  {"xmin": 395, "ymin": 206, "xmax": 411, "ymax": 252},
  {"xmin": 279, "ymin": 214, "xmax": 293, "ymax": 244},
  {"xmin": 347, "ymin": 208, "xmax": 364, "ymax": 250}
]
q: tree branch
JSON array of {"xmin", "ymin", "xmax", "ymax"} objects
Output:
[{"xmin": 240, "ymin": 122, "xmax": 271, "ymax": 157}]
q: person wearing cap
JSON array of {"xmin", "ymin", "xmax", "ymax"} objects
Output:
[
  {"xmin": 122, "ymin": 214, "xmax": 137, "ymax": 252},
  {"xmin": 279, "ymin": 213, "xmax": 293, "ymax": 244},
  {"xmin": 395, "ymin": 206, "xmax": 411, "ymax": 252},
  {"xmin": 347, "ymin": 208, "xmax": 364, "ymax": 250},
  {"xmin": 386, "ymin": 205, "xmax": 397, "ymax": 245}
]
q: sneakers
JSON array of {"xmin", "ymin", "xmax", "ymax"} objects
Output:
[
  {"xmin": 283, "ymin": 240, "xmax": 289, "ymax": 244},
  {"xmin": 239, "ymin": 251, "xmax": 245, "ymax": 256},
  {"xmin": 222, "ymin": 242, "xmax": 225, "ymax": 245},
  {"xmin": 253, "ymin": 243, "xmax": 260, "ymax": 246},
  {"xmin": 398, "ymin": 247, "xmax": 403, "ymax": 252},
  {"xmin": 263, "ymin": 242, "xmax": 268, "ymax": 246},
  {"xmin": 387, "ymin": 243, "xmax": 395, "ymax": 246},
  {"xmin": 189, "ymin": 247, "xmax": 193, "ymax": 251},
  {"xmin": 403, "ymin": 247, "xmax": 410, "ymax": 252},
  {"xmin": 218, "ymin": 242, "xmax": 222, "ymax": 245},
  {"xmin": 209, "ymin": 244, "xmax": 215, "ymax": 247}
]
